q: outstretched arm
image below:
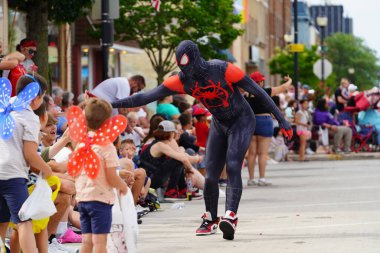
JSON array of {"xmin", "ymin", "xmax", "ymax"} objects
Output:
[
  {"xmin": 224, "ymin": 63, "xmax": 292, "ymax": 139},
  {"xmin": 112, "ymin": 84, "xmax": 175, "ymax": 108},
  {"xmin": 237, "ymin": 76, "xmax": 288, "ymax": 125},
  {"xmin": 271, "ymin": 75, "xmax": 292, "ymax": 96}
]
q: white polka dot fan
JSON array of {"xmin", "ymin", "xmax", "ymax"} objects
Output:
[
  {"xmin": 0, "ymin": 77, "xmax": 40, "ymax": 140},
  {"xmin": 67, "ymin": 106, "xmax": 127, "ymax": 179}
]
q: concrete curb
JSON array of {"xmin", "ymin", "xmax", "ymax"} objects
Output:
[{"xmin": 288, "ymin": 152, "xmax": 380, "ymax": 161}]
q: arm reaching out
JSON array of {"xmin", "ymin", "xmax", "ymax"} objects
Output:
[
  {"xmin": 271, "ymin": 75, "xmax": 292, "ymax": 96},
  {"xmin": 236, "ymin": 76, "xmax": 292, "ymax": 138},
  {"xmin": 112, "ymin": 84, "xmax": 176, "ymax": 108},
  {"xmin": 225, "ymin": 62, "xmax": 292, "ymax": 139}
]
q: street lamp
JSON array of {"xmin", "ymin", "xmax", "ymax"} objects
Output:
[
  {"xmin": 283, "ymin": 33, "xmax": 294, "ymax": 45},
  {"xmin": 317, "ymin": 16, "xmax": 328, "ymax": 86}
]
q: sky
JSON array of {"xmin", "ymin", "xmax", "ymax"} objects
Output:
[{"xmin": 306, "ymin": 0, "xmax": 380, "ymax": 58}]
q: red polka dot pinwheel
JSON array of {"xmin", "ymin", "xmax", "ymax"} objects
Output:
[{"xmin": 67, "ymin": 106, "xmax": 127, "ymax": 179}]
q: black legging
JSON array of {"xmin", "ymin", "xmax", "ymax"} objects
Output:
[
  {"xmin": 204, "ymin": 111, "xmax": 255, "ymax": 220},
  {"xmin": 150, "ymin": 159, "xmax": 186, "ymax": 190}
]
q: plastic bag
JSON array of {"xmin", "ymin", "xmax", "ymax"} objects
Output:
[
  {"xmin": 9, "ymin": 176, "xmax": 61, "ymax": 233},
  {"xmin": 107, "ymin": 188, "xmax": 138, "ymax": 253},
  {"xmin": 121, "ymin": 188, "xmax": 138, "ymax": 253},
  {"xmin": 319, "ymin": 126, "xmax": 329, "ymax": 146},
  {"xmin": 30, "ymin": 176, "xmax": 61, "ymax": 233},
  {"xmin": 18, "ymin": 176, "xmax": 57, "ymax": 221}
]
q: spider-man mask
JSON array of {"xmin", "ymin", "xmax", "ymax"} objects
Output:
[{"xmin": 175, "ymin": 40, "xmax": 206, "ymax": 78}]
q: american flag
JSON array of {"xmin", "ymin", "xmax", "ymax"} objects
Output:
[{"xmin": 151, "ymin": 0, "xmax": 161, "ymax": 11}]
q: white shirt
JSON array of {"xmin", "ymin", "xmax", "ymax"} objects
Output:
[
  {"xmin": 296, "ymin": 109, "xmax": 310, "ymax": 132},
  {"xmin": 92, "ymin": 77, "xmax": 131, "ymax": 115},
  {"xmin": 0, "ymin": 107, "xmax": 40, "ymax": 180}
]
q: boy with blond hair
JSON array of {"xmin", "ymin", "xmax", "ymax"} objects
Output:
[
  {"xmin": 118, "ymin": 139, "xmax": 151, "ymax": 205},
  {"xmin": 75, "ymin": 98, "xmax": 128, "ymax": 253}
]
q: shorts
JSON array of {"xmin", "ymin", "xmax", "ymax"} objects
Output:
[
  {"xmin": 78, "ymin": 201, "xmax": 113, "ymax": 234},
  {"xmin": 254, "ymin": 115, "xmax": 274, "ymax": 137},
  {"xmin": 0, "ymin": 178, "xmax": 29, "ymax": 224},
  {"xmin": 297, "ymin": 130, "xmax": 311, "ymax": 139}
]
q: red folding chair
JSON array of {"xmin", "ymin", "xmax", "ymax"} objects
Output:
[
  {"xmin": 349, "ymin": 123, "xmax": 374, "ymax": 152},
  {"xmin": 337, "ymin": 111, "xmax": 374, "ymax": 152}
]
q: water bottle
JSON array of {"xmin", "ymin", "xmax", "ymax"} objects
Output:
[
  {"xmin": 171, "ymin": 202, "xmax": 185, "ymax": 209},
  {"xmin": 186, "ymin": 177, "xmax": 193, "ymax": 201}
]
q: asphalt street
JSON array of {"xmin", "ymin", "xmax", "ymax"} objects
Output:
[{"xmin": 136, "ymin": 159, "xmax": 380, "ymax": 253}]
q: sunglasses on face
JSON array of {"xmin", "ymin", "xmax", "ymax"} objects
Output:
[{"xmin": 28, "ymin": 49, "xmax": 37, "ymax": 55}]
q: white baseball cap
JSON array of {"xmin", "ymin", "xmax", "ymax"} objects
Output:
[
  {"xmin": 158, "ymin": 120, "xmax": 177, "ymax": 133},
  {"xmin": 348, "ymin": 84, "xmax": 358, "ymax": 91}
]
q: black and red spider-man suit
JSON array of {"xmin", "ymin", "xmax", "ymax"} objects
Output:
[{"xmin": 112, "ymin": 40, "xmax": 292, "ymax": 225}]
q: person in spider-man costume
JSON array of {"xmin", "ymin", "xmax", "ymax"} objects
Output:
[{"xmin": 112, "ymin": 40, "xmax": 292, "ymax": 240}]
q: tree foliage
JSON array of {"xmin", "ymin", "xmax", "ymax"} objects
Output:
[
  {"xmin": 325, "ymin": 33, "xmax": 380, "ymax": 90},
  {"xmin": 115, "ymin": 0, "xmax": 242, "ymax": 84},
  {"xmin": 269, "ymin": 45, "xmax": 320, "ymax": 89},
  {"xmin": 9, "ymin": 0, "xmax": 93, "ymax": 81},
  {"xmin": 9, "ymin": 0, "xmax": 93, "ymax": 24}
]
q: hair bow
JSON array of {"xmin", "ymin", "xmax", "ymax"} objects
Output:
[
  {"xmin": 0, "ymin": 77, "xmax": 39, "ymax": 140},
  {"xmin": 67, "ymin": 106, "xmax": 127, "ymax": 179}
]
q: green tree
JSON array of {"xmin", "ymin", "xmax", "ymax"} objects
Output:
[
  {"xmin": 269, "ymin": 45, "xmax": 320, "ymax": 89},
  {"xmin": 325, "ymin": 33, "xmax": 380, "ymax": 90},
  {"xmin": 9, "ymin": 0, "xmax": 93, "ymax": 80},
  {"xmin": 115, "ymin": 0, "xmax": 242, "ymax": 84}
]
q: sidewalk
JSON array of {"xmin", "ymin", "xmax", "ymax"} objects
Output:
[{"xmin": 288, "ymin": 151, "xmax": 380, "ymax": 161}]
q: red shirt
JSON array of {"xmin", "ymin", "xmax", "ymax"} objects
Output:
[{"xmin": 195, "ymin": 121, "xmax": 209, "ymax": 148}]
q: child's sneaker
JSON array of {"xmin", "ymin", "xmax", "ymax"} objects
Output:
[
  {"xmin": 136, "ymin": 204, "xmax": 150, "ymax": 216},
  {"xmin": 49, "ymin": 238, "xmax": 79, "ymax": 253},
  {"xmin": 219, "ymin": 210, "xmax": 238, "ymax": 240},
  {"xmin": 58, "ymin": 227, "xmax": 82, "ymax": 243},
  {"xmin": 195, "ymin": 212, "xmax": 220, "ymax": 236}
]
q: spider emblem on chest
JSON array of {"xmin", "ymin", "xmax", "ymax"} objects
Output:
[{"xmin": 190, "ymin": 80, "xmax": 234, "ymax": 108}]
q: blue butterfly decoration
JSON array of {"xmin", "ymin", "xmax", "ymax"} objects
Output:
[{"xmin": 0, "ymin": 77, "xmax": 40, "ymax": 140}]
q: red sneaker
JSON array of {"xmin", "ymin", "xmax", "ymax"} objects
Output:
[
  {"xmin": 164, "ymin": 188, "xmax": 180, "ymax": 200},
  {"xmin": 219, "ymin": 210, "xmax": 238, "ymax": 240},
  {"xmin": 195, "ymin": 212, "xmax": 219, "ymax": 236}
]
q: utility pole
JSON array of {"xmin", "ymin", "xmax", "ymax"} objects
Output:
[
  {"xmin": 101, "ymin": 0, "xmax": 113, "ymax": 81},
  {"xmin": 293, "ymin": 0, "xmax": 299, "ymax": 101}
]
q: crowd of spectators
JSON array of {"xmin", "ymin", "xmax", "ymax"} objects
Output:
[{"xmin": 1, "ymin": 38, "xmax": 377, "ymax": 253}]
